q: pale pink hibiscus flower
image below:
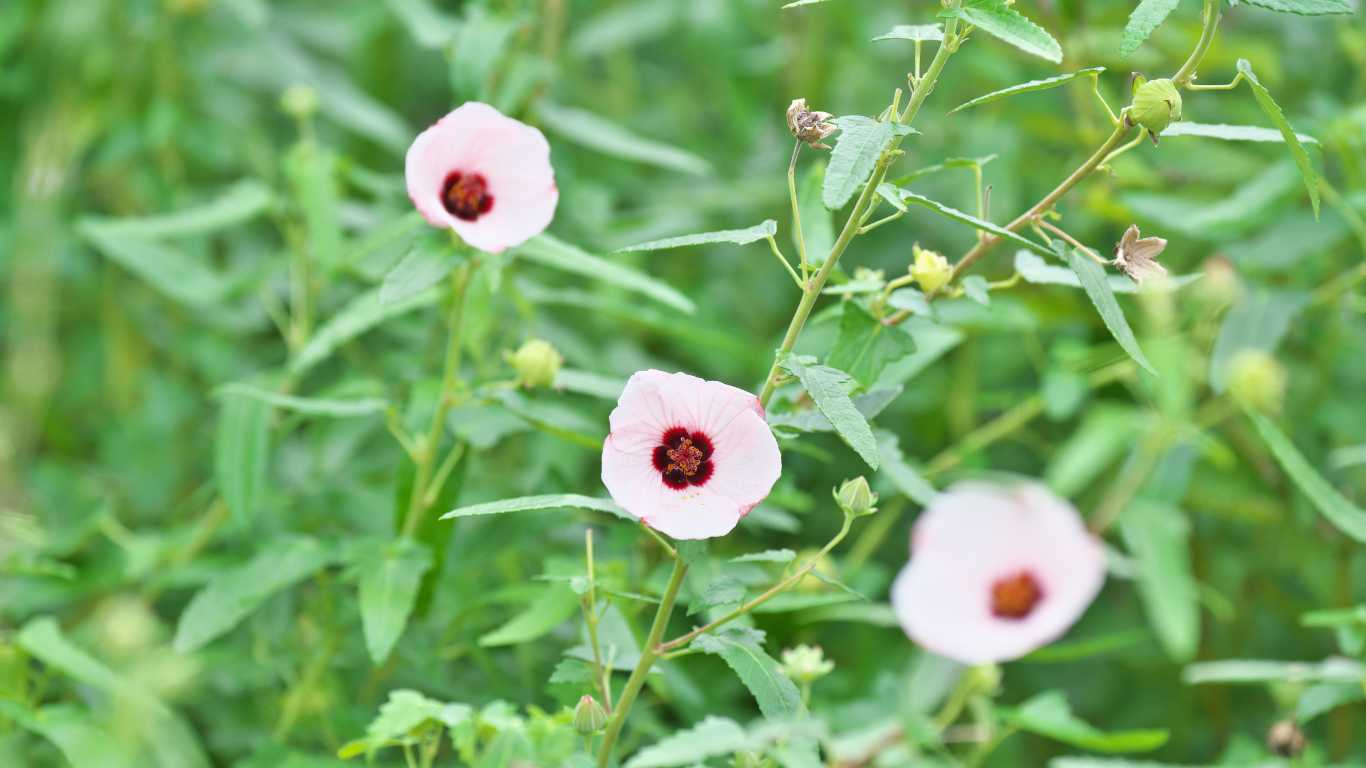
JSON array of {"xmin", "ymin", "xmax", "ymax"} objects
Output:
[
  {"xmin": 892, "ymin": 482, "xmax": 1105, "ymax": 664},
  {"xmin": 601, "ymin": 371, "xmax": 782, "ymax": 540},
  {"xmin": 404, "ymin": 101, "xmax": 558, "ymax": 254}
]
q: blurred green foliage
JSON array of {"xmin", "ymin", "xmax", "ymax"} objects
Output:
[{"xmin": 1, "ymin": 0, "xmax": 1365, "ymax": 766}]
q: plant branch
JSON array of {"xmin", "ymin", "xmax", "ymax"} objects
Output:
[{"xmin": 1172, "ymin": 0, "xmax": 1222, "ymax": 87}]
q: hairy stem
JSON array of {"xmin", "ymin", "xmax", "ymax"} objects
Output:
[{"xmin": 595, "ymin": 557, "xmax": 689, "ymax": 768}]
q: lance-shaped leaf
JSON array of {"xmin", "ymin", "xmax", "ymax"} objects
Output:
[
  {"xmin": 693, "ymin": 629, "xmax": 802, "ymax": 719},
  {"xmin": 291, "ymin": 285, "xmax": 441, "ymax": 376},
  {"xmin": 1065, "ymin": 248, "xmax": 1155, "ymax": 374},
  {"xmin": 873, "ymin": 24, "xmax": 944, "ymax": 42},
  {"xmin": 1003, "ymin": 691, "xmax": 1169, "ymax": 753},
  {"xmin": 358, "ymin": 538, "xmax": 434, "ymax": 664},
  {"xmin": 616, "ymin": 220, "xmax": 777, "ymax": 252},
  {"xmin": 1248, "ymin": 411, "xmax": 1366, "ymax": 543},
  {"xmin": 1232, "ymin": 0, "xmax": 1352, "ymax": 14},
  {"xmin": 1121, "ymin": 0, "xmax": 1182, "ymax": 56},
  {"xmin": 951, "ymin": 0, "xmax": 1063, "ymax": 63},
  {"xmin": 896, "ymin": 191, "xmax": 1054, "ymax": 257},
  {"xmin": 442, "ymin": 494, "xmax": 632, "ymax": 521},
  {"xmin": 1161, "ymin": 121, "xmax": 1318, "ymax": 144},
  {"xmin": 823, "ymin": 116, "xmax": 916, "ymax": 210},
  {"xmin": 215, "ymin": 383, "xmax": 389, "ymax": 418},
  {"xmin": 780, "ymin": 356, "xmax": 880, "ymax": 470},
  {"xmin": 216, "ymin": 388, "xmax": 271, "ymax": 525},
  {"xmin": 1184, "ymin": 657, "xmax": 1364, "ymax": 685},
  {"xmin": 1121, "ymin": 499, "xmax": 1199, "ymax": 661},
  {"xmin": 516, "ymin": 234, "xmax": 695, "ymax": 313},
  {"xmin": 1237, "ymin": 59, "xmax": 1320, "ymax": 217},
  {"xmin": 537, "ymin": 101, "xmax": 710, "ymax": 176},
  {"xmin": 949, "ymin": 68, "xmax": 1104, "ymax": 114}
]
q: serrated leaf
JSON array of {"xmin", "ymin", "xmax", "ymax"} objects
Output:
[
  {"xmin": 823, "ymin": 116, "xmax": 915, "ymax": 210},
  {"xmin": 897, "ymin": 191, "xmax": 1054, "ymax": 257},
  {"xmin": 689, "ymin": 578, "xmax": 745, "ymax": 615},
  {"xmin": 872, "ymin": 24, "xmax": 944, "ymax": 42},
  {"xmin": 380, "ymin": 240, "xmax": 459, "ymax": 305},
  {"xmin": 537, "ymin": 101, "xmax": 710, "ymax": 175},
  {"xmin": 616, "ymin": 220, "xmax": 777, "ymax": 252},
  {"xmin": 827, "ymin": 301, "xmax": 917, "ymax": 388},
  {"xmin": 1014, "ymin": 251, "xmax": 1201, "ymax": 293},
  {"xmin": 1235, "ymin": 0, "xmax": 1352, "ymax": 14},
  {"xmin": 1160, "ymin": 121, "xmax": 1317, "ymax": 144},
  {"xmin": 1120, "ymin": 499, "xmax": 1199, "ymax": 661},
  {"xmin": 624, "ymin": 717, "xmax": 751, "ymax": 768},
  {"xmin": 1003, "ymin": 691, "xmax": 1169, "ymax": 753},
  {"xmin": 1065, "ymin": 248, "xmax": 1155, "ymax": 374},
  {"xmin": 1183, "ymin": 657, "xmax": 1364, "ymax": 685},
  {"xmin": 516, "ymin": 234, "xmax": 694, "ymax": 313},
  {"xmin": 1236, "ymin": 59, "xmax": 1320, "ymax": 217},
  {"xmin": 441, "ymin": 494, "xmax": 631, "ymax": 521},
  {"xmin": 780, "ymin": 356, "xmax": 880, "ymax": 470},
  {"xmin": 1248, "ymin": 411, "xmax": 1366, "ymax": 543},
  {"xmin": 693, "ymin": 630, "xmax": 802, "ymax": 719},
  {"xmin": 291, "ymin": 285, "xmax": 441, "ymax": 376},
  {"xmin": 354, "ymin": 690, "xmax": 472, "ymax": 757},
  {"xmin": 358, "ymin": 538, "xmax": 433, "ymax": 664},
  {"xmin": 949, "ymin": 68, "xmax": 1103, "ymax": 114},
  {"xmin": 216, "ymin": 388, "xmax": 271, "ymax": 524},
  {"xmin": 1121, "ymin": 0, "xmax": 1181, "ymax": 56},
  {"xmin": 216, "ymin": 383, "xmax": 389, "ymax": 418},
  {"xmin": 768, "ymin": 387, "xmax": 902, "ymax": 435},
  {"xmin": 954, "ymin": 0, "xmax": 1063, "ymax": 63},
  {"xmin": 479, "ymin": 583, "xmax": 580, "ymax": 647},
  {"xmin": 174, "ymin": 537, "xmax": 336, "ymax": 652}
]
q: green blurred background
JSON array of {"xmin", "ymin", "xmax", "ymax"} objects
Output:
[{"xmin": 2, "ymin": 0, "xmax": 1365, "ymax": 765}]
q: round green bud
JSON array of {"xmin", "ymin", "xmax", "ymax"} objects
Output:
[
  {"xmin": 780, "ymin": 644, "xmax": 835, "ymax": 683},
  {"xmin": 910, "ymin": 245, "xmax": 952, "ymax": 295},
  {"xmin": 506, "ymin": 339, "xmax": 563, "ymax": 389},
  {"xmin": 732, "ymin": 752, "xmax": 774, "ymax": 768},
  {"xmin": 280, "ymin": 84, "xmax": 320, "ymax": 121},
  {"xmin": 834, "ymin": 476, "xmax": 878, "ymax": 518},
  {"xmin": 1130, "ymin": 78, "xmax": 1182, "ymax": 137},
  {"xmin": 1228, "ymin": 350, "xmax": 1286, "ymax": 413},
  {"xmin": 572, "ymin": 695, "xmax": 608, "ymax": 735}
]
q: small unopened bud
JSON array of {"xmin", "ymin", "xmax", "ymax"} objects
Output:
[
  {"xmin": 506, "ymin": 339, "xmax": 563, "ymax": 389},
  {"xmin": 280, "ymin": 84, "xmax": 320, "ymax": 121},
  {"xmin": 1196, "ymin": 256, "xmax": 1240, "ymax": 308},
  {"xmin": 732, "ymin": 752, "xmax": 774, "ymax": 768},
  {"xmin": 967, "ymin": 663, "xmax": 1002, "ymax": 694},
  {"xmin": 834, "ymin": 476, "xmax": 878, "ymax": 518},
  {"xmin": 910, "ymin": 244, "xmax": 952, "ymax": 295},
  {"xmin": 787, "ymin": 98, "xmax": 837, "ymax": 150},
  {"xmin": 1267, "ymin": 719, "xmax": 1305, "ymax": 758},
  {"xmin": 780, "ymin": 644, "xmax": 834, "ymax": 683},
  {"xmin": 1129, "ymin": 78, "xmax": 1182, "ymax": 139},
  {"xmin": 573, "ymin": 695, "xmax": 608, "ymax": 734},
  {"xmin": 1228, "ymin": 350, "xmax": 1286, "ymax": 413}
]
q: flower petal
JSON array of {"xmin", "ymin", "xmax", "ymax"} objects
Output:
[{"xmin": 706, "ymin": 410, "xmax": 781, "ymax": 506}]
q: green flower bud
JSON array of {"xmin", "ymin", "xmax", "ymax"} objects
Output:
[
  {"xmin": 572, "ymin": 695, "xmax": 607, "ymax": 734},
  {"xmin": 280, "ymin": 84, "xmax": 320, "ymax": 121},
  {"xmin": 967, "ymin": 663, "xmax": 1002, "ymax": 694},
  {"xmin": 834, "ymin": 476, "xmax": 878, "ymax": 518},
  {"xmin": 1129, "ymin": 78, "xmax": 1182, "ymax": 138},
  {"xmin": 506, "ymin": 339, "xmax": 563, "ymax": 389},
  {"xmin": 910, "ymin": 245, "xmax": 952, "ymax": 295},
  {"xmin": 780, "ymin": 644, "xmax": 835, "ymax": 683},
  {"xmin": 1228, "ymin": 350, "xmax": 1286, "ymax": 413}
]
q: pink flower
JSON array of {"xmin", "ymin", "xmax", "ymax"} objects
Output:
[
  {"xmin": 601, "ymin": 370, "xmax": 782, "ymax": 540},
  {"xmin": 892, "ymin": 482, "xmax": 1105, "ymax": 665},
  {"xmin": 404, "ymin": 102, "xmax": 558, "ymax": 254}
]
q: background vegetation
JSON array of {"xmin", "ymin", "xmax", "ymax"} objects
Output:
[{"xmin": 2, "ymin": 0, "xmax": 1364, "ymax": 766}]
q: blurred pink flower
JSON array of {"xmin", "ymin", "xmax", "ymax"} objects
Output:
[
  {"xmin": 601, "ymin": 370, "xmax": 781, "ymax": 540},
  {"xmin": 892, "ymin": 482, "xmax": 1105, "ymax": 664},
  {"xmin": 404, "ymin": 102, "xmax": 558, "ymax": 254}
]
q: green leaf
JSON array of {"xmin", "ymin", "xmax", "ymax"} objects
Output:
[
  {"xmin": 358, "ymin": 538, "xmax": 433, "ymax": 664},
  {"xmin": 693, "ymin": 629, "xmax": 803, "ymax": 719},
  {"xmin": 896, "ymin": 191, "xmax": 1054, "ymax": 257},
  {"xmin": 17, "ymin": 618, "xmax": 210, "ymax": 768},
  {"xmin": 215, "ymin": 383, "xmax": 389, "ymax": 418},
  {"xmin": 78, "ymin": 226, "xmax": 228, "ymax": 309},
  {"xmin": 1183, "ymin": 657, "xmax": 1364, "ymax": 685},
  {"xmin": 291, "ymin": 285, "xmax": 441, "ymax": 376},
  {"xmin": 174, "ymin": 537, "xmax": 336, "ymax": 652},
  {"xmin": 616, "ymin": 220, "xmax": 777, "ymax": 252},
  {"xmin": 1208, "ymin": 290, "xmax": 1304, "ymax": 392},
  {"xmin": 827, "ymin": 302, "xmax": 917, "ymax": 389},
  {"xmin": 624, "ymin": 716, "xmax": 751, "ymax": 768},
  {"xmin": 284, "ymin": 142, "xmax": 344, "ymax": 269},
  {"xmin": 689, "ymin": 578, "xmax": 745, "ymax": 615},
  {"xmin": 1065, "ymin": 248, "xmax": 1155, "ymax": 374},
  {"xmin": 872, "ymin": 24, "xmax": 944, "ymax": 42},
  {"xmin": 537, "ymin": 101, "xmax": 711, "ymax": 176},
  {"xmin": 554, "ymin": 369, "xmax": 625, "ymax": 400},
  {"xmin": 216, "ymin": 388, "xmax": 272, "ymax": 524},
  {"xmin": 479, "ymin": 583, "xmax": 580, "ymax": 647},
  {"xmin": 796, "ymin": 159, "xmax": 835, "ymax": 266},
  {"xmin": 961, "ymin": 275, "xmax": 990, "ymax": 304},
  {"xmin": 782, "ymin": 0, "xmax": 838, "ymax": 7},
  {"xmin": 768, "ymin": 387, "xmax": 902, "ymax": 435},
  {"xmin": 823, "ymin": 116, "xmax": 915, "ymax": 210},
  {"xmin": 876, "ymin": 431, "xmax": 939, "ymax": 506},
  {"xmin": 1120, "ymin": 499, "xmax": 1199, "ymax": 661},
  {"xmin": 779, "ymin": 356, "xmax": 880, "ymax": 470},
  {"xmin": 0, "ymin": 701, "xmax": 138, "ymax": 768},
  {"xmin": 1233, "ymin": 0, "xmax": 1352, "ymax": 14},
  {"xmin": 1120, "ymin": 0, "xmax": 1181, "ymax": 56},
  {"xmin": 380, "ymin": 240, "xmax": 459, "ymax": 306},
  {"xmin": 516, "ymin": 234, "xmax": 694, "ymax": 314},
  {"xmin": 384, "ymin": 0, "xmax": 461, "ymax": 49},
  {"xmin": 77, "ymin": 180, "xmax": 272, "ymax": 239},
  {"xmin": 441, "ymin": 494, "xmax": 631, "ymax": 521},
  {"xmin": 1015, "ymin": 251, "xmax": 1199, "ymax": 294},
  {"xmin": 349, "ymin": 690, "xmax": 471, "ymax": 757},
  {"xmin": 1248, "ymin": 411, "xmax": 1366, "ymax": 543},
  {"xmin": 953, "ymin": 0, "xmax": 1063, "ymax": 63},
  {"xmin": 730, "ymin": 549, "xmax": 797, "ymax": 564},
  {"xmin": 1160, "ymin": 121, "xmax": 1317, "ymax": 144},
  {"xmin": 1045, "ymin": 406, "xmax": 1144, "ymax": 496},
  {"xmin": 1003, "ymin": 691, "xmax": 1169, "ymax": 753},
  {"xmin": 1297, "ymin": 682, "xmax": 1365, "ymax": 724},
  {"xmin": 949, "ymin": 68, "xmax": 1103, "ymax": 114},
  {"xmin": 1236, "ymin": 59, "xmax": 1320, "ymax": 217}
]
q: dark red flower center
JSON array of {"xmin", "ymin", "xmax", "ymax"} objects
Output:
[
  {"xmin": 990, "ymin": 571, "xmax": 1044, "ymax": 620},
  {"xmin": 652, "ymin": 427, "xmax": 714, "ymax": 490},
  {"xmin": 441, "ymin": 172, "xmax": 494, "ymax": 221}
]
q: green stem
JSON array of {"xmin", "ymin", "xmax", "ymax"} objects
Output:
[
  {"xmin": 756, "ymin": 15, "xmax": 962, "ymax": 407},
  {"xmin": 401, "ymin": 263, "xmax": 473, "ymax": 539},
  {"xmin": 595, "ymin": 557, "xmax": 689, "ymax": 768},
  {"xmin": 788, "ymin": 141, "xmax": 809, "ymax": 277},
  {"xmin": 1172, "ymin": 0, "xmax": 1222, "ymax": 87}
]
